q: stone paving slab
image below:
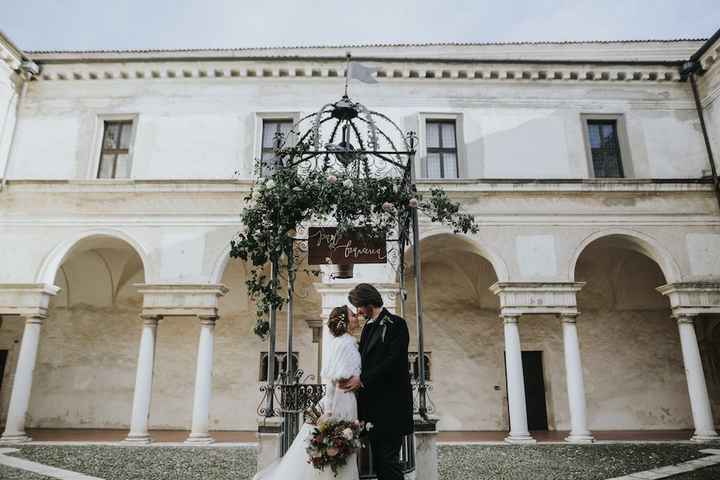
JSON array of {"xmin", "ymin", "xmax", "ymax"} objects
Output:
[{"xmin": 0, "ymin": 449, "xmax": 103, "ymax": 480}]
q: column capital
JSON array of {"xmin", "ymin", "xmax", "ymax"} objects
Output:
[
  {"xmin": 502, "ymin": 315, "xmax": 520, "ymax": 325},
  {"xmin": 22, "ymin": 314, "xmax": 46, "ymax": 325},
  {"xmin": 558, "ymin": 313, "xmax": 579, "ymax": 323},
  {"xmin": 675, "ymin": 314, "xmax": 697, "ymax": 325},
  {"xmin": 140, "ymin": 314, "xmax": 163, "ymax": 327},
  {"xmin": 198, "ymin": 315, "xmax": 218, "ymax": 326}
]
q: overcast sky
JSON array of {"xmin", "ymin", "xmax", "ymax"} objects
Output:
[{"xmin": 2, "ymin": 0, "xmax": 719, "ymax": 52}]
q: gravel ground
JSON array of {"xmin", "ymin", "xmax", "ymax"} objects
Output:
[
  {"xmin": 668, "ymin": 464, "xmax": 720, "ymax": 479},
  {"xmin": 8, "ymin": 445, "xmax": 257, "ymax": 480},
  {"xmin": 436, "ymin": 444, "xmax": 710, "ymax": 480},
  {"xmin": 1, "ymin": 443, "xmax": 717, "ymax": 480}
]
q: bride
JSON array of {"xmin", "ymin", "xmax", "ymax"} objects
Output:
[{"xmin": 254, "ymin": 305, "xmax": 362, "ymax": 480}]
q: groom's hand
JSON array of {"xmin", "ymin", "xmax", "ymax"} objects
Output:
[{"xmin": 340, "ymin": 375, "xmax": 363, "ymax": 392}]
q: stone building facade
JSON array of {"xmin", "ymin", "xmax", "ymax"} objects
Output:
[{"xmin": 1, "ymin": 30, "xmax": 720, "ymax": 444}]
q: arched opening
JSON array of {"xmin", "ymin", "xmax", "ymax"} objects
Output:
[
  {"xmin": 28, "ymin": 234, "xmax": 146, "ymax": 430},
  {"xmin": 211, "ymin": 255, "xmax": 321, "ymax": 431},
  {"xmin": 574, "ymin": 234, "xmax": 692, "ymax": 432},
  {"xmin": 404, "ymin": 234, "xmax": 504, "ymax": 431}
]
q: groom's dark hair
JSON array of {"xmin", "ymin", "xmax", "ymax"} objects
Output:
[{"xmin": 348, "ymin": 283, "xmax": 384, "ymax": 309}]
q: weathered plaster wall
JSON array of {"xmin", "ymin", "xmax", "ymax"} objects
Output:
[
  {"xmin": 401, "ymin": 240, "xmax": 693, "ymax": 432},
  {"xmin": 576, "ymin": 245, "xmax": 692, "ymax": 430},
  {"xmin": 5, "ymin": 74, "xmax": 708, "ymax": 182},
  {"xmin": 14, "ymin": 246, "xmax": 322, "ymax": 431}
]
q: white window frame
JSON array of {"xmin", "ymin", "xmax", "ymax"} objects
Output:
[
  {"xmin": 580, "ymin": 113, "xmax": 633, "ymax": 178},
  {"xmin": 416, "ymin": 112, "xmax": 466, "ymax": 179},
  {"xmin": 253, "ymin": 112, "xmax": 301, "ymax": 178},
  {"xmin": 88, "ymin": 113, "xmax": 139, "ymax": 180}
]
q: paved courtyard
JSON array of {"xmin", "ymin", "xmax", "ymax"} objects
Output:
[{"xmin": 1, "ymin": 443, "xmax": 720, "ymax": 480}]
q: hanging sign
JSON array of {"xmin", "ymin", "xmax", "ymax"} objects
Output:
[{"xmin": 307, "ymin": 227, "xmax": 387, "ymax": 265}]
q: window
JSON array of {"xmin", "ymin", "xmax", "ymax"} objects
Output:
[
  {"xmin": 586, "ymin": 118, "xmax": 625, "ymax": 178},
  {"xmin": 259, "ymin": 351, "xmax": 299, "ymax": 382},
  {"xmin": 97, "ymin": 120, "xmax": 134, "ymax": 179},
  {"xmin": 426, "ymin": 120, "xmax": 458, "ymax": 179},
  {"xmin": 260, "ymin": 119, "xmax": 293, "ymax": 176}
]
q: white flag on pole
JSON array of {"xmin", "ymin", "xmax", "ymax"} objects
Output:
[{"xmin": 347, "ymin": 62, "xmax": 378, "ymax": 84}]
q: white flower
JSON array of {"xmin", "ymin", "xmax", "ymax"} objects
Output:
[
  {"xmin": 408, "ymin": 198, "xmax": 419, "ymax": 208},
  {"xmin": 366, "ymin": 422, "xmax": 374, "ymax": 431},
  {"xmin": 265, "ymin": 179, "xmax": 276, "ymax": 189},
  {"xmin": 327, "ymin": 175, "xmax": 338, "ymax": 184},
  {"xmin": 342, "ymin": 428, "xmax": 354, "ymax": 440},
  {"xmin": 256, "ymin": 177, "xmax": 266, "ymax": 185},
  {"xmin": 382, "ymin": 202, "xmax": 394, "ymax": 212},
  {"xmin": 343, "ymin": 179, "xmax": 353, "ymax": 188}
]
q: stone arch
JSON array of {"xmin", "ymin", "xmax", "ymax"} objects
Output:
[
  {"xmin": 406, "ymin": 231, "xmax": 509, "ymax": 283},
  {"xmin": 36, "ymin": 229, "xmax": 152, "ymax": 286},
  {"xmin": 210, "ymin": 243, "xmax": 246, "ymax": 286},
  {"xmin": 568, "ymin": 228, "xmax": 681, "ymax": 284}
]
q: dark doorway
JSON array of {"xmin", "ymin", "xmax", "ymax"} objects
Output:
[
  {"xmin": 0, "ymin": 350, "xmax": 7, "ymax": 395},
  {"xmin": 504, "ymin": 350, "xmax": 549, "ymax": 431},
  {"xmin": 522, "ymin": 351, "xmax": 548, "ymax": 431}
]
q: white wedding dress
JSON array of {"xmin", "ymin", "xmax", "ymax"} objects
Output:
[{"xmin": 253, "ymin": 333, "xmax": 361, "ymax": 480}]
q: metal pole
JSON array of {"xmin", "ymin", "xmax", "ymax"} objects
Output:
[
  {"xmin": 689, "ymin": 71, "xmax": 720, "ymax": 212},
  {"xmin": 285, "ymin": 253, "xmax": 295, "ymax": 383},
  {"xmin": 398, "ymin": 233, "xmax": 407, "ymax": 319},
  {"xmin": 408, "ymin": 145, "xmax": 428, "ymax": 418},
  {"xmin": 264, "ymin": 258, "xmax": 279, "ymax": 417}
]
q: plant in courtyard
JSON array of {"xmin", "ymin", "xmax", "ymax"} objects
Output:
[{"xmin": 230, "ymin": 159, "xmax": 479, "ymax": 339}]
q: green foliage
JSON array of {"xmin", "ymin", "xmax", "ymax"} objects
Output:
[{"xmin": 230, "ymin": 166, "xmax": 478, "ymax": 339}]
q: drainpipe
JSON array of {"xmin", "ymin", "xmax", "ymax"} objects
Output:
[
  {"xmin": 0, "ymin": 60, "xmax": 39, "ymax": 192},
  {"xmin": 681, "ymin": 60, "xmax": 720, "ymax": 211}
]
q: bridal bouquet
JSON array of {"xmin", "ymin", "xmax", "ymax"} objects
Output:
[{"xmin": 305, "ymin": 413, "xmax": 371, "ymax": 476}]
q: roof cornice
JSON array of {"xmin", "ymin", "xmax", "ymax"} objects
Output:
[
  {"xmin": 0, "ymin": 30, "xmax": 25, "ymax": 72},
  {"xmin": 34, "ymin": 57, "xmax": 686, "ymax": 83}
]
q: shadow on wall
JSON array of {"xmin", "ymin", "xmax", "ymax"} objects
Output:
[{"xmin": 575, "ymin": 239, "xmax": 693, "ymax": 430}]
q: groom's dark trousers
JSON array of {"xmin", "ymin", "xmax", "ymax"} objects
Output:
[{"xmin": 370, "ymin": 434, "xmax": 403, "ymax": 480}]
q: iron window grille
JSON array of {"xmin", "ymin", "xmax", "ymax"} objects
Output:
[
  {"xmin": 260, "ymin": 119, "xmax": 293, "ymax": 176},
  {"xmin": 97, "ymin": 120, "xmax": 133, "ymax": 179},
  {"xmin": 259, "ymin": 351, "xmax": 299, "ymax": 382},
  {"xmin": 425, "ymin": 120, "xmax": 459, "ymax": 179},
  {"xmin": 408, "ymin": 351, "xmax": 431, "ymax": 382},
  {"xmin": 587, "ymin": 119, "xmax": 624, "ymax": 178}
]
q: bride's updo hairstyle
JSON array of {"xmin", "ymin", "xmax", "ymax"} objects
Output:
[{"xmin": 327, "ymin": 306, "xmax": 349, "ymax": 337}]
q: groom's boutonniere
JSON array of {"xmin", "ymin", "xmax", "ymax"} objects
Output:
[{"xmin": 378, "ymin": 314, "xmax": 393, "ymax": 342}]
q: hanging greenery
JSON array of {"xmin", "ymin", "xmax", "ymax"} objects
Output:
[{"xmin": 230, "ymin": 164, "xmax": 478, "ymax": 339}]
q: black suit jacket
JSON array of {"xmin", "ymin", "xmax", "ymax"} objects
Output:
[{"xmin": 358, "ymin": 308, "xmax": 414, "ymax": 437}]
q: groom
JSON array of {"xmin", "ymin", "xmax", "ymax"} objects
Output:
[{"xmin": 340, "ymin": 283, "xmax": 413, "ymax": 480}]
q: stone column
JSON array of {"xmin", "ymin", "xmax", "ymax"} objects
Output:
[
  {"xmin": 1, "ymin": 315, "xmax": 45, "ymax": 442},
  {"xmin": 185, "ymin": 315, "xmax": 217, "ymax": 444},
  {"xmin": 503, "ymin": 315, "xmax": 535, "ymax": 444},
  {"xmin": 560, "ymin": 314, "xmax": 594, "ymax": 443},
  {"xmin": 125, "ymin": 315, "xmax": 161, "ymax": 444},
  {"xmin": 676, "ymin": 314, "xmax": 719, "ymax": 442}
]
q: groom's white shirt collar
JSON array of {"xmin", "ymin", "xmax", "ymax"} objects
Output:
[{"xmin": 365, "ymin": 309, "xmax": 393, "ymax": 325}]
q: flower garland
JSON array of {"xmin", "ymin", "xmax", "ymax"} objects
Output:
[{"xmin": 230, "ymin": 166, "xmax": 478, "ymax": 339}]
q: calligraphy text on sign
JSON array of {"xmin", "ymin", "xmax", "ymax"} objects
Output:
[{"xmin": 307, "ymin": 227, "xmax": 387, "ymax": 265}]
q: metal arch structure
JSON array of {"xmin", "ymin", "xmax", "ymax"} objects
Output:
[{"xmin": 257, "ymin": 94, "xmax": 431, "ymax": 454}]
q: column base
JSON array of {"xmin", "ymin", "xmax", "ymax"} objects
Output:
[
  {"xmin": 691, "ymin": 432, "xmax": 720, "ymax": 443},
  {"xmin": 0, "ymin": 433, "xmax": 32, "ymax": 443},
  {"xmin": 565, "ymin": 433, "xmax": 595, "ymax": 444},
  {"xmin": 184, "ymin": 433, "xmax": 215, "ymax": 445},
  {"xmin": 123, "ymin": 433, "xmax": 152, "ymax": 445},
  {"xmin": 504, "ymin": 433, "xmax": 536, "ymax": 444}
]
